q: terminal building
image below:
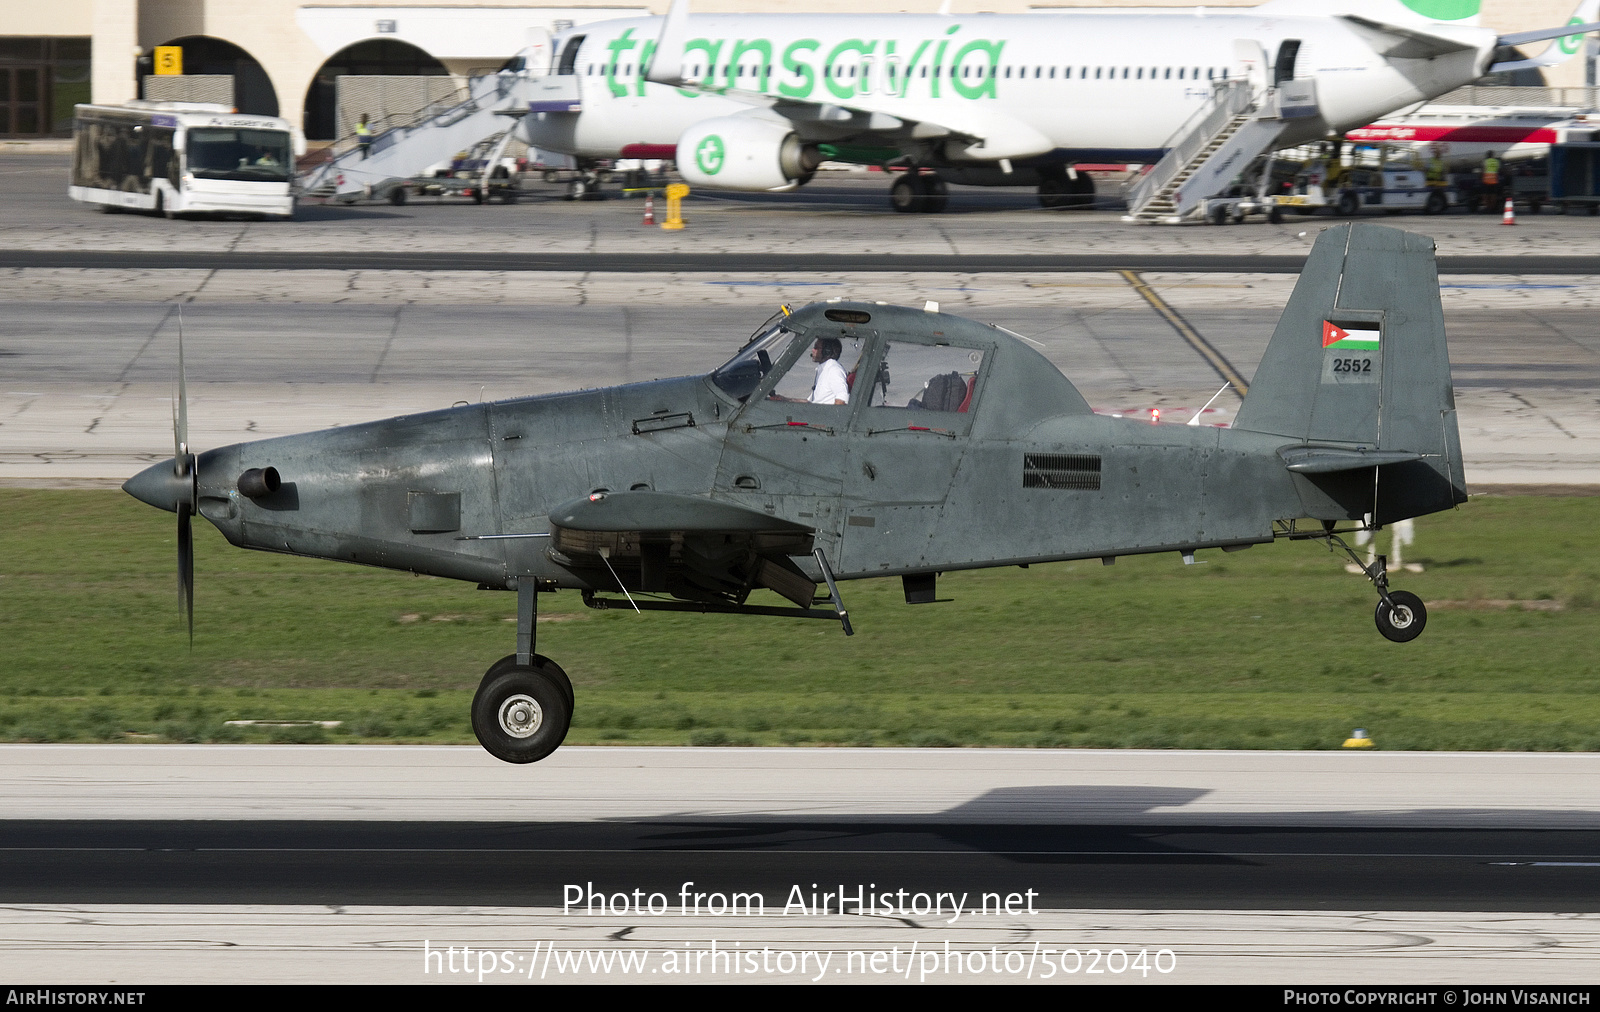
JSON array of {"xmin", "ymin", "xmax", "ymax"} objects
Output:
[{"xmin": 0, "ymin": 0, "xmax": 1592, "ymax": 140}]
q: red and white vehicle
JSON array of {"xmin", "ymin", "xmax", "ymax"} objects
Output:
[{"xmin": 1347, "ymin": 104, "xmax": 1598, "ymax": 169}]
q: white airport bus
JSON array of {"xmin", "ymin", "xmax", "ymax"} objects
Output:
[{"xmin": 70, "ymin": 102, "xmax": 304, "ymax": 219}]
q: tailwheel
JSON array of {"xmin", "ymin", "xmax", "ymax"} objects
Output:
[
  {"xmin": 1374, "ymin": 590, "xmax": 1427, "ymax": 643},
  {"xmin": 472, "ymin": 658, "xmax": 573, "ymax": 764}
]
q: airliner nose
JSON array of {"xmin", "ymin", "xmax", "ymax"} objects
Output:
[{"xmin": 123, "ymin": 459, "xmax": 189, "ymax": 513}]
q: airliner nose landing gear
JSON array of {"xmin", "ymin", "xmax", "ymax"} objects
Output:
[{"xmin": 890, "ymin": 172, "xmax": 949, "ymax": 213}]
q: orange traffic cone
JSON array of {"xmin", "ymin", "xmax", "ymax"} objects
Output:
[
  {"xmin": 642, "ymin": 192, "xmax": 656, "ymax": 226},
  {"xmin": 1502, "ymin": 197, "xmax": 1516, "ymax": 225}
]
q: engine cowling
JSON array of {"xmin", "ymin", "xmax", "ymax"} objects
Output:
[{"xmin": 675, "ymin": 116, "xmax": 819, "ymax": 192}]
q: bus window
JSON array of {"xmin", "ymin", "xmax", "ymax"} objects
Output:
[{"xmin": 186, "ymin": 128, "xmax": 292, "ymax": 182}]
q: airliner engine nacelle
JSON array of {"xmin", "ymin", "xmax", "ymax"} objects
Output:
[{"xmin": 675, "ymin": 116, "xmax": 820, "ymax": 192}]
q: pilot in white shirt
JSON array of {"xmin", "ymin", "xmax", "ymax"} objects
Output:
[{"xmin": 807, "ymin": 338, "xmax": 849, "ymax": 405}]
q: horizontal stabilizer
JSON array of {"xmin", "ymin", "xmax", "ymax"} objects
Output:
[
  {"xmin": 1279, "ymin": 446, "xmax": 1426, "ymax": 473},
  {"xmin": 1499, "ymin": 19, "xmax": 1600, "ymax": 47}
]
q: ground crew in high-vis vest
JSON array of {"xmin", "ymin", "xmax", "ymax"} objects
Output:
[
  {"xmin": 1427, "ymin": 155, "xmax": 1446, "ymax": 184},
  {"xmin": 1482, "ymin": 151, "xmax": 1501, "ymax": 207},
  {"xmin": 356, "ymin": 114, "xmax": 373, "ymax": 160}
]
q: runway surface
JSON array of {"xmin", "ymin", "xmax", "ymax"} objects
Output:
[
  {"xmin": 9, "ymin": 249, "xmax": 1600, "ymax": 274},
  {"xmin": 4, "ymin": 746, "xmax": 1600, "ymax": 983}
]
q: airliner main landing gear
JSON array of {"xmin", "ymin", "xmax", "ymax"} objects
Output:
[
  {"xmin": 471, "ymin": 580, "xmax": 575, "ymax": 763},
  {"xmin": 889, "ymin": 172, "xmax": 949, "ymax": 213},
  {"xmin": 1038, "ymin": 168, "xmax": 1095, "ymax": 209}
]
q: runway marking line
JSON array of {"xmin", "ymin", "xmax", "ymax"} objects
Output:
[{"xmin": 1117, "ymin": 269, "xmax": 1250, "ymax": 398}]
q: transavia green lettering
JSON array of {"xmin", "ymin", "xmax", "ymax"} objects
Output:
[
  {"xmin": 950, "ymin": 38, "xmax": 1004, "ymax": 99},
  {"xmin": 617, "ymin": 27, "xmax": 1008, "ymax": 102},
  {"xmin": 606, "ymin": 28, "xmax": 637, "ymax": 98},
  {"xmin": 729, "ymin": 39, "xmax": 773, "ymax": 91},
  {"xmin": 824, "ymin": 39, "xmax": 877, "ymax": 99},
  {"xmin": 780, "ymin": 39, "xmax": 819, "ymax": 99}
]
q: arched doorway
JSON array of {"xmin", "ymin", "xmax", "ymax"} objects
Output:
[
  {"xmin": 302, "ymin": 39, "xmax": 450, "ymax": 141},
  {"xmin": 136, "ymin": 36, "xmax": 279, "ymax": 117}
]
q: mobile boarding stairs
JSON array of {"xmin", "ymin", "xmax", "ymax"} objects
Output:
[
  {"xmin": 1123, "ymin": 77, "xmax": 1320, "ymax": 224},
  {"xmin": 299, "ymin": 71, "xmax": 553, "ymax": 203}
]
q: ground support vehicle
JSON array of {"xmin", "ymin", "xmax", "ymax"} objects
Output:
[
  {"xmin": 1550, "ymin": 143, "xmax": 1600, "ymax": 213},
  {"xmin": 70, "ymin": 102, "xmax": 304, "ymax": 219},
  {"xmin": 1277, "ymin": 159, "xmax": 1458, "ymax": 216}
]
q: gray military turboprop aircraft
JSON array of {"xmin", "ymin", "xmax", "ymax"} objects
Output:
[{"xmin": 124, "ymin": 222, "xmax": 1465, "ymax": 764}]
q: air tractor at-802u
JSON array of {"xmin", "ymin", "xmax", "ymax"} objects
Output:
[{"xmin": 124, "ymin": 224, "xmax": 1466, "ymax": 764}]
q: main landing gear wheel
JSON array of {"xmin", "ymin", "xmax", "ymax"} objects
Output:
[
  {"xmin": 472, "ymin": 661, "xmax": 573, "ymax": 764},
  {"xmin": 1039, "ymin": 170, "xmax": 1096, "ymax": 209},
  {"xmin": 484, "ymin": 653, "xmax": 574, "ymax": 711},
  {"xmin": 890, "ymin": 173, "xmax": 946, "ymax": 213},
  {"xmin": 1374, "ymin": 590, "xmax": 1427, "ymax": 643}
]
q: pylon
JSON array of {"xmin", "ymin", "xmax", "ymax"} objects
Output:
[
  {"xmin": 642, "ymin": 192, "xmax": 656, "ymax": 226},
  {"xmin": 1502, "ymin": 197, "xmax": 1516, "ymax": 225}
]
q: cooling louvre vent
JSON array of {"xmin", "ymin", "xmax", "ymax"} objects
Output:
[{"xmin": 1023, "ymin": 453, "xmax": 1101, "ymax": 490}]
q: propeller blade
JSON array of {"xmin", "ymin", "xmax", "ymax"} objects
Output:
[
  {"xmin": 174, "ymin": 306, "xmax": 194, "ymax": 644},
  {"xmin": 174, "ymin": 307, "xmax": 189, "ymax": 473},
  {"xmin": 178, "ymin": 506, "xmax": 194, "ymax": 645}
]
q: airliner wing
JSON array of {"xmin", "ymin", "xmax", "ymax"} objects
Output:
[{"xmin": 642, "ymin": 0, "xmax": 1053, "ymax": 159}]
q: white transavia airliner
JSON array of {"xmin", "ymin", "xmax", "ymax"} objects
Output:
[{"xmin": 518, "ymin": 0, "xmax": 1600, "ymax": 210}]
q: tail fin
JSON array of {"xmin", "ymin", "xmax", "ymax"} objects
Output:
[{"xmin": 1234, "ymin": 223, "xmax": 1467, "ymax": 522}]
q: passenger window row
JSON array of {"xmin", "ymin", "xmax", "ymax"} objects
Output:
[{"xmin": 582, "ymin": 62, "xmax": 1232, "ymax": 84}]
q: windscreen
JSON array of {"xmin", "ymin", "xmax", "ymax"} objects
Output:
[
  {"xmin": 711, "ymin": 325, "xmax": 803, "ymax": 401},
  {"xmin": 186, "ymin": 128, "xmax": 292, "ymax": 182}
]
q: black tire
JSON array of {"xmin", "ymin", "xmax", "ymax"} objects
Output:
[
  {"xmin": 1208, "ymin": 203, "xmax": 1228, "ymax": 225},
  {"xmin": 924, "ymin": 176, "xmax": 949, "ymax": 213},
  {"xmin": 484, "ymin": 653, "xmax": 574, "ymax": 711},
  {"xmin": 1424, "ymin": 190, "xmax": 1446, "ymax": 216},
  {"xmin": 1268, "ymin": 206, "xmax": 1284, "ymax": 224},
  {"xmin": 389, "ymin": 186, "xmax": 407, "ymax": 206},
  {"xmin": 1374, "ymin": 590, "xmax": 1427, "ymax": 643},
  {"xmin": 472, "ymin": 663, "xmax": 572, "ymax": 763},
  {"xmin": 1038, "ymin": 176, "xmax": 1070, "ymax": 209},
  {"xmin": 889, "ymin": 174, "xmax": 925, "ymax": 213},
  {"xmin": 1336, "ymin": 191, "xmax": 1359, "ymax": 216}
]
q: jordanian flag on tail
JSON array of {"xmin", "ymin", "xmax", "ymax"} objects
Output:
[{"xmin": 1323, "ymin": 321, "xmax": 1381, "ymax": 351}]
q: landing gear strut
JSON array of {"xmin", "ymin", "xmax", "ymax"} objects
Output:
[
  {"xmin": 889, "ymin": 172, "xmax": 948, "ymax": 213},
  {"xmin": 1329, "ymin": 534, "xmax": 1428, "ymax": 642},
  {"xmin": 471, "ymin": 580, "xmax": 575, "ymax": 763}
]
